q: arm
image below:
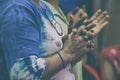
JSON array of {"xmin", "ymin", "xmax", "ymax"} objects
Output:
[
  {"xmin": 1, "ymin": 2, "xmax": 91, "ymax": 80},
  {"xmin": 0, "ymin": 3, "xmax": 70, "ymax": 79}
]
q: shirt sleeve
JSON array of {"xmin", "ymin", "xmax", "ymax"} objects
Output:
[{"xmin": 0, "ymin": 2, "xmax": 46, "ymax": 79}]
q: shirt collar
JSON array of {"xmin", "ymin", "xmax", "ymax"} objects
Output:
[{"xmin": 42, "ymin": 0, "xmax": 69, "ymax": 25}]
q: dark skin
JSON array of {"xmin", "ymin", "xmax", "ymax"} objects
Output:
[
  {"xmin": 32, "ymin": 0, "xmax": 109, "ymax": 79},
  {"xmin": 68, "ymin": 8, "xmax": 109, "ymax": 38},
  {"xmin": 32, "ymin": 0, "xmax": 91, "ymax": 79}
]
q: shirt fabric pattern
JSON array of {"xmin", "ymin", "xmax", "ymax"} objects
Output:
[
  {"xmin": 42, "ymin": 1, "xmax": 75, "ymax": 80},
  {"xmin": 0, "ymin": 0, "xmax": 63, "ymax": 79}
]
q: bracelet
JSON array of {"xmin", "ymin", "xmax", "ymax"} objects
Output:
[{"xmin": 58, "ymin": 52, "xmax": 67, "ymax": 68}]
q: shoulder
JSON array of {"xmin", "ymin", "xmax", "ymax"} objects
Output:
[
  {"xmin": 0, "ymin": 0, "xmax": 39, "ymax": 18},
  {"xmin": 0, "ymin": 0, "xmax": 42, "ymax": 27}
]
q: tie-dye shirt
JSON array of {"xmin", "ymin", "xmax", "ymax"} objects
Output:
[{"xmin": 0, "ymin": 0, "xmax": 63, "ymax": 79}]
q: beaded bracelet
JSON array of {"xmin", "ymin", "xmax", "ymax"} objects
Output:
[{"xmin": 58, "ymin": 52, "xmax": 67, "ymax": 68}]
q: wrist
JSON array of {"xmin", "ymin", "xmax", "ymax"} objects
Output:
[
  {"xmin": 57, "ymin": 52, "xmax": 67, "ymax": 68},
  {"xmin": 59, "ymin": 50, "xmax": 74, "ymax": 64}
]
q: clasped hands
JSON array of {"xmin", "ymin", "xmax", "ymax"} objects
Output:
[{"xmin": 62, "ymin": 8, "xmax": 109, "ymax": 65}]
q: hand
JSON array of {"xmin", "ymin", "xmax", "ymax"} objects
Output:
[
  {"xmin": 85, "ymin": 9, "xmax": 109, "ymax": 38},
  {"xmin": 62, "ymin": 25, "xmax": 92, "ymax": 64},
  {"xmin": 67, "ymin": 8, "xmax": 109, "ymax": 38},
  {"xmin": 67, "ymin": 8, "xmax": 88, "ymax": 33},
  {"xmin": 75, "ymin": 9, "xmax": 109, "ymax": 41}
]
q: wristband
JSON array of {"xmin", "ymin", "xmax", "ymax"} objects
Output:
[{"xmin": 58, "ymin": 52, "xmax": 67, "ymax": 68}]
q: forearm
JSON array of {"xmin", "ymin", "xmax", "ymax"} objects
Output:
[
  {"xmin": 42, "ymin": 51, "xmax": 72, "ymax": 79},
  {"xmin": 42, "ymin": 53, "xmax": 63, "ymax": 79},
  {"xmin": 9, "ymin": 51, "xmax": 72, "ymax": 80}
]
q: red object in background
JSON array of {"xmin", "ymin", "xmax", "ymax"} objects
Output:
[
  {"xmin": 101, "ymin": 45, "xmax": 120, "ymax": 80},
  {"xmin": 101, "ymin": 45, "xmax": 119, "ymax": 61},
  {"xmin": 83, "ymin": 64, "xmax": 101, "ymax": 80},
  {"xmin": 83, "ymin": 45, "xmax": 120, "ymax": 80}
]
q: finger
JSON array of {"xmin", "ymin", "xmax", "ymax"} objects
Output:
[
  {"xmin": 62, "ymin": 35, "xmax": 68, "ymax": 43},
  {"xmin": 88, "ymin": 21, "xmax": 108, "ymax": 37},
  {"xmin": 99, "ymin": 14, "xmax": 109, "ymax": 25},
  {"xmin": 89, "ymin": 20, "xmax": 108, "ymax": 37},
  {"xmin": 85, "ymin": 22, "xmax": 96, "ymax": 31},
  {"xmin": 70, "ymin": 29, "xmax": 78, "ymax": 40},
  {"xmin": 69, "ymin": 14, "xmax": 75, "ymax": 27},
  {"xmin": 81, "ymin": 9, "xmax": 88, "ymax": 18},
  {"xmin": 83, "ymin": 19, "xmax": 93, "ymax": 26},
  {"xmin": 74, "ymin": 9, "xmax": 85, "ymax": 19},
  {"xmin": 72, "ymin": 28, "xmax": 78, "ymax": 35},
  {"xmin": 87, "ymin": 31, "xmax": 96, "ymax": 38},
  {"xmin": 77, "ymin": 25, "xmax": 88, "ymax": 36},
  {"xmin": 73, "ymin": 16, "xmax": 87, "ymax": 28},
  {"xmin": 90, "ymin": 9, "xmax": 102, "ymax": 21},
  {"xmin": 68, "ymin": 32, "xmax": 75, "ymax": 41},
  {"xmin": 96, "ymin": 11, "xmax": 108, "ymax": 22},
  {"xmin": 99, "ymin": 21, "xmax": 109, "ymax": 30}
]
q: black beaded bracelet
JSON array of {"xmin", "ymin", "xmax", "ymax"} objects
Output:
[{"xmin": 58, "ymin": 52, "xmax": 67, "ymax": 68}]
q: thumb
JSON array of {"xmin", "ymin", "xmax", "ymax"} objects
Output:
[
  {"xmin": 62, "ymin": 35, "xmax": 68, "ymax": 43},
  {"xmin": 69, "ymin": 14, "xmax": 75, "ymax": 27}
]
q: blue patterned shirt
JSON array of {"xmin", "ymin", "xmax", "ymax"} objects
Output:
[{"xmin": 0, "ymin": 0, "xmax": 63, "ymax": 80}]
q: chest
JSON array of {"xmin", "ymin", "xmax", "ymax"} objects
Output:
[{"xmin": 38, "ymin": 16, "xmax": 63, "ymax": 57}]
